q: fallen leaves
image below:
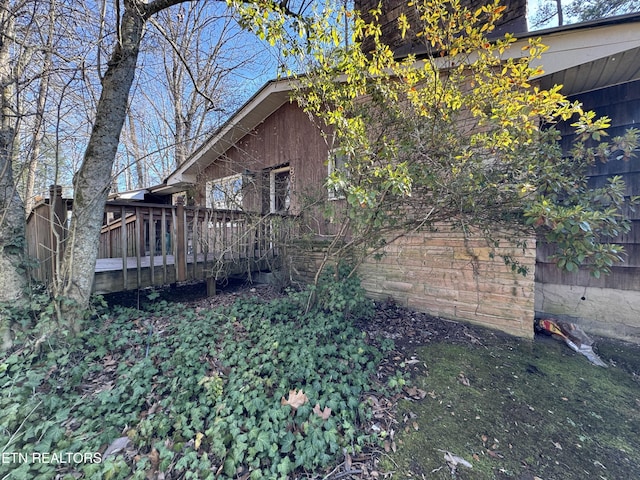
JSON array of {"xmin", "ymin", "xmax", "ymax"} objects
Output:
[
  {"xmin": 404, "ymin": 385, "xmax": 427, "ymax": 400},
  {"xmin": 383, "ymin": 439, "xmax": 397, "ymax": 453},
  {"xmin": 195, "ymin": 432, "xmax": 204, "ymax": 451},
  {"xmin": 281, "ymin": 389, "xmax": 308, "ymax": 410},
  {"xmin": 147, "ymin": 448, "xmax": 160, "ymax": 478},
  {"xmin": 487, "ymin": 449, "xmax": 504, "ymax": 459},
  {"xmin": 313, "ymin": 403, "xmax": 332, "ymax": 420}
]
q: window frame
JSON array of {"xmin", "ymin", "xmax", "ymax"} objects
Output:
[
  {"xmin": 327, "ymin": 149, "xmax": 348, "ymax": 200},
  {"xmin": 269, "ymin": 166, "xmax": 291, "ymax": 213},
  {"xmin": 205, "ymin": 173, "xmax": 243, "ymax": 210}
]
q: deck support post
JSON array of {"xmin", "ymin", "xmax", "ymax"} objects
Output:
[{"xmin": 206, "ymin": 276, "xmax": 216, "ymax": 296}]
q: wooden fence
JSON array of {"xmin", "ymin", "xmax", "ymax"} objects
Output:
[
  {"xmin": 25, "ymin": 186, "xmax": 70, "ymax": 288},
  {"xmin": 26, "ymin": 188, "xmax": 295, "ymax": 294}
]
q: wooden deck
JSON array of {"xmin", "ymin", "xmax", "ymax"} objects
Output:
[
  {"xmin": 92, "ymin": 252, "xmax": 273, "ymax": 294},
  {"xmin": 26, "ymin": 192, "xmax": 294, "ymax": 295}
]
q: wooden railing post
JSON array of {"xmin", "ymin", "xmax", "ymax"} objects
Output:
[{"xmin": 176, "ymin": 197, "xmax": 187, "ymax": 282}]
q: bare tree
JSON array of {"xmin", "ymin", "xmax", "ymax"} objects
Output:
[
  {"xmin": 21, "ymin": 0, "xmax": 57, "ymax": 214},
  {"xmin": 530, "ymin": 0, "xmax": 640, "ymax": 28},
  {"xmin": 57, "ymin": 0, "xmax": 311, "ymax": 327},
  {"xmin": 57, "ymin": 0, "xmax": 189, "ymax": 321},
  {"xmin": 0, "ymin": 0, "xmax": 31, "ymax": 303},
  {"xmin": 0, "ymin": 0, "xmax": 324, "ymax": 336},
  {"xmin": 114, "ymin": 2, "xmax": 272, "ymax": 191}
]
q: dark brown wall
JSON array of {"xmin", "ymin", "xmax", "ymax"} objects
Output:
[
  {"xmin": 536, "ymin": 79, "xmax": 640, "ymax": 291},
  {"xmin": 355, "ymin": 0, "xmax": 528, "ymax": 55}
]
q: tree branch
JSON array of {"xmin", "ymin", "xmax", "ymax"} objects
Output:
[{"xmin": 148, "ymin": 16, "xmax": 224, "ymax": 111}]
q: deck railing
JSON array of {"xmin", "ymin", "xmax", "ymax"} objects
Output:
[{"xmin": 26, "ymin": 188, "xmax": 296, "ymax": 294}]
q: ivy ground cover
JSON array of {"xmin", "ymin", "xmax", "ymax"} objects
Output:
[{"xmin": 1, "ymin": 281, "xmax": 392, "ymax": 479}]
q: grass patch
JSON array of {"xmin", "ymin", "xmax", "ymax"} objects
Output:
[{"xmin": 382, "ymin": 332, "xmax": 640, "ymax": 479}]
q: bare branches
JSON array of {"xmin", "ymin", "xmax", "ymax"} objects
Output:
[{"xmin": 148, "ymin": 16, "xmax": 223, "ymax": 112}]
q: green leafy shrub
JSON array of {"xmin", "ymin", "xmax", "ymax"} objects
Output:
[
  {"xmin": 0, "ymin": 275, "xmax": 387, "ymax": 479},
  {"xmin": 311, "ymin": 263, "xmax": 375, "ymax": 321}
]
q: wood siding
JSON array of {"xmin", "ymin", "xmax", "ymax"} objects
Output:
[
  {"xmin": 198, "ymin": 102, "xmax": 330, "ymax": 217},
  {"xmin": 355, "ymin": 0, "xmax": 528, "ymax": 55},
  {"xmin": 535, "ymin": 80, "xmax": 640, "ymax": 340},
  {"xmin": 25, "ymin": 188, "xmax": 70, "ymax": 286}
]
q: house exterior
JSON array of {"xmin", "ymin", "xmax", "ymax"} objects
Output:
[
  {"xmin": 163, "ymin": 12, "xmax": 640, "ymax": 342},
  {"xmin": 167, "ymin": 84, "xmax": 329, "ymax": 218},
  {"xmin": 531, "ymin": 17, "xmax": 640, "ymax": 340}
]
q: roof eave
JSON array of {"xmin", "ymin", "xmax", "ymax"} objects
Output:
[{"xmin": 165, "ymin": 78, "xmax": 296, "ymax": 187}]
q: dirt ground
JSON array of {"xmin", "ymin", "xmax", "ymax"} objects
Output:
[{"xmin": 106, "ymin": 282, "xmax": 640, "ymax": 480}]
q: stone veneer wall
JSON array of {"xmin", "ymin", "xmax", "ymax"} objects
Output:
[{"xmin": 290, "ymin": 225, "xmax": 537, "ymax": 338}]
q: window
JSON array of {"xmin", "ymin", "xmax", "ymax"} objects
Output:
[
  {"xmin": 206, "ymin": 174, "xmax": 243, "ymax": 210},
  {"xmin": 270, "ymin": 166, "xmax": 290, "ymax": 213},
  {"xmin": 327, "ymin": 150, "xmax": 348, "ymax": 200}
]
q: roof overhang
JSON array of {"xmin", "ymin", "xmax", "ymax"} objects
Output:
[
  {"xmin": 110, "ymin": 189, "xmax": 148, "ymax": 201},
  {"xmin": 526, "ymin": 14, "xmax": 640, "ymax": 94},
  {"xmin": 163, "ymin": 14, "xmax": 640, "ymax": 191},
  {"xmin": 410, "ymin": 13, "xmax": 640, "ymax": 95},
  {"xmin": 165, "ymin": 79, "xmax": 295, "ymax": 188}
]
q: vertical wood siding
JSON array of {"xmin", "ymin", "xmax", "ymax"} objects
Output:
[{"xmin": 199, "ymin": 102, "xmax": 330, "ymax": 218}]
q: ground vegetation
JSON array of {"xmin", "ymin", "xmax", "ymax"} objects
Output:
[{"xmin": 3, "ymin": 279, "xmax": 639, "ymax": 479}]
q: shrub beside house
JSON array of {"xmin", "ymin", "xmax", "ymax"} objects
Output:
[{"xmin": 161, "ymin": 9, "xmax": 640, "ymax": 342}]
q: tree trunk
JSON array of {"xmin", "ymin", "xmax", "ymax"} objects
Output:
[
  {"xmin": 126, "ymin": 110, "xmax": 146, "ymax": 188},
  {"xmin": 57, "ymin": 5, "xmax": 147, "ymax": 322},
  {"xmin": 25, "ymin": 0, "xmax": 56, "ymax": 215},
  {"xmin": 0, "ymin": 0, "xmax": 27, "ymax": 305},
  {"xmin": 556, "ymin": 0, "xmax": 564, "ymax": 25},
  {"xmin": 0, "ymin": 0, "xmax": 28, "ymax": 351},
  {"xmin": 57, "ymin": 0, "xmax": 195, "ymax": 326}
]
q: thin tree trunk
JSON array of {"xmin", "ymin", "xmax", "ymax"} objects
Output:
[
  {"xmin": 556, "ymin": 0, "xmax": 564, "ymax": 25},
  {"xmin": 25, "ymin": 1, "xmax": 55, "ymax": 215},
  {"xmin": 126, "ymin": 110, "xmax": 146, "ymax": 188}
]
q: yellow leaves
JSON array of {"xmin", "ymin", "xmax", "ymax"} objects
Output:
[
  {"xmin": 195, "ymin": 432, "xmax": 204, "ymax": 450},
  {"xmin": 281, "ymin": 389, "xmax": 308, "ymax": 410},
  {"xmin": 494, "ymin": 5, "xmax": 507, "ymax": 15},
  {"xmin": 519, "ymin": 183, "xmax": 535, "ymax": 197},
  {"xmin": 331, "ymin": 28, "xmax": 340, "ymax": 46},
  {"xmin": 398, "ymin": 13, "xmax": 410, "ymax": 40}
]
